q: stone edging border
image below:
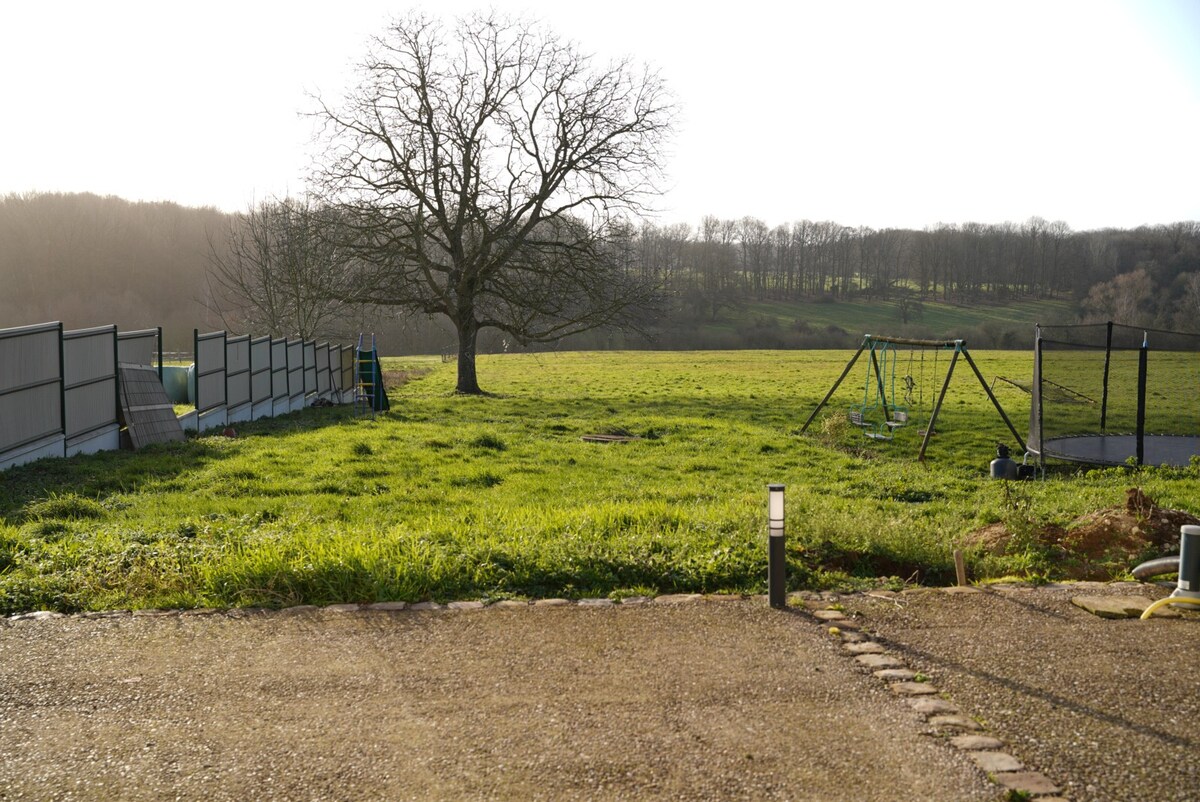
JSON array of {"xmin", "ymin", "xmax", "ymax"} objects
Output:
[
  {"xmin": 799, "ymin": 585, "xmax": 1078, "ymax": 802},
  {"xmin": 1, "ymin": 592, "xmax": 760, "ymax": 625},
  {"xmin": 0, "ymin": 579, "xmax": 1161, "ymax": 627}
]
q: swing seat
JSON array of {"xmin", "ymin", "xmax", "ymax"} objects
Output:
[
  {"xmin": 864, "ymin": 423, "xmax": 894, "ymax": 441},
  {"xmin": 848, "ymin": 407, "xmax": 872, "ymax": 427},
  {"xmin": 883, "ymin": 409, "xmax": 909, "ymax": 429}
]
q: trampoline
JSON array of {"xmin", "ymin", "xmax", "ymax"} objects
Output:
[
  {"xmin": 1039, "ymin": 434, "xmax": 1200, "ymax": 468},
  {"xmin": 1028, "ymin": 322, "xmax": 1200, "ymax": 467}
]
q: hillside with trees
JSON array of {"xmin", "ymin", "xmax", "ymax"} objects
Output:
[
  {"xmin": 0, "ymin": 192, "xmax": 227, "ymax": 350},
  {"xmin": 1, "ymin": 191, "xmax": 1197, "ymax": 353}
]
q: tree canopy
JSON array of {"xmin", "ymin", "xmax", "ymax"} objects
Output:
[{"xmin": 310, "ymin": 11, "xmax": 675, "ymax": 393}]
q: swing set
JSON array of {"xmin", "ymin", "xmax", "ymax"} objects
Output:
[{"xmin": 800, "ymin": 334, "xmax": 1025, "ymax": 462}]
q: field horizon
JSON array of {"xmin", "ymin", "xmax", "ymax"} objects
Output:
[{"xmin": 1, "ymin": 349, "xmax": 1196, "ymax": 615}]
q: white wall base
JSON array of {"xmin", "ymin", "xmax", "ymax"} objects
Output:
[
  {"xmin": 0, "ymin": 434, "xmax": 66, "ymax": 471},
  {"xmin": 197, "ymin": 407, "xmax": 228, "ymax": 433},
  {"xmin": 251, "ymin": 399, "xmax": 274, "ymax": 420},
  {"xmin": 227, "ymin": 402, "xmax": 252, "ymax": 425},
  {"xmin": 66, "ymin": 425, "xmax": 120, "ymax": 457}
]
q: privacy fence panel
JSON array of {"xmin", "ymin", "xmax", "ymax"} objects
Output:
[
  {"xmin": 63, "ymin": 325, "xmax": 119, "ymax": 456},
  {"xmin": 117, "ymin": 327, "xmax": 161, "ymax": 375},
  {"xmin": 194, "ymin": 329, "xmax": 227, "ymax": 430},
  {"xmin": 2, "ymin": 319, "xmax": 359, "ymax": 472},
  {"xmin": 287, "ymin": 339, "xmax": 304, "ymax": 411},
  {"xmin": 328, "ymin": 345, "xmax": 341, "ymax": 398},
  {"xmin": 270, "ymin": 338, "xmax": 289, "ymax": 414},
  {"xmin": 340, "ymin": 346, "xmax": 355, "ymax": 403},
  {"xmin": 303, "ymin": 341, "xmax": 317, "ymax": 399},
  {"xmin": 0, "ymin": 322, "xmax": 64, "ymax": 469},
  {"xmin": 250, "ymin": 335, "xmax": 272, "ymax": 419},
  {"xmin": 225, "ymin": 334, "xmax": 252, "ymax": 423},
  {"xmin": 316, "ymin": 342, "xmax": 331, "ymax": 397}
]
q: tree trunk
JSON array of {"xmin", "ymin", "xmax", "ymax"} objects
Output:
[{"xmin": 455, "ymin": 317, "xmax": 483, "ymax": 394}]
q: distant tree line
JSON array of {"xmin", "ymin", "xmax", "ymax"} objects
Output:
[
  {"xmin": 3, "ymin": 191, "xmax": 1198, "ymax": 352},
  {"xmin": 621, "ymin": 216, "xmax": 1200, "ymax": 331}
]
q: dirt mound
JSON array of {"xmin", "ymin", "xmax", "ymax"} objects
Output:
[{"xmin": 965, "ymin": 488, "xmax": 1199, "ymax": 580}]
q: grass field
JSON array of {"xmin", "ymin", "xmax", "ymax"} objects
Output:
[
  {"xmin": 720, "ymin": 297, "xmax": 1077, "ymax": 334},
  {"xmin": 1, "ymin": 350, "xmax": 1197, "ymax": 615}
]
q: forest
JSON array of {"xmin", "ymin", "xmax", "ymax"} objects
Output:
[{"xmin": 1, "ymin": 192, "xmax": 1198, "ymax": 352}]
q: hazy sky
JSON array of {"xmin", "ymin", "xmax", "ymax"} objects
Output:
[{"xmin": 3, "ymin": 0, "xmax": 1197, "ymax": 230}]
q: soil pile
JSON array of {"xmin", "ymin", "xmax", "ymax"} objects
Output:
[{"xmin": 967, "ymin": 488, "xmax": 1199, "ymax": 579}]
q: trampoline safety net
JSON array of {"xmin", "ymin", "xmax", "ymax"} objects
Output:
[{"xmin": 1030, "ymin": 322, "xmax": 1200, "ymax": 466}]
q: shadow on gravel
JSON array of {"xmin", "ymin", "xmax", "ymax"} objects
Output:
[{"xmin": 870, "ymin": 634, "xmax": 1193, "ymax": 749}]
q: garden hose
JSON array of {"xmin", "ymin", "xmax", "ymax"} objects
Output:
[
  {"xmin": 1140, "ymin": 595, "xmax": 1200, "ymax": 620},
  {"xmin": 1131, "ymin": 556, "xmax": 1179, "ymax": 581}
]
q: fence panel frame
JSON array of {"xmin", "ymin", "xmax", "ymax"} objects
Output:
[
  {"xmin": 225, "ymin": 334, "xmax": 252, "ymax": 424},
  {"xmin": 303, "ymin": 340, "xmax": 317, "ymax": 400},
  {"xmin": 116, "ymin": 326, "xmax": 162, "ymax": 379},
  {"xmin": 315, "ymin": 341, "xmax": 331, "ymax": 398},
  {"xmin": 63, "ymin": 324, "xmax": 120, "ymax": 456},
  {"xmin": 194, "ymin": 329, "xmax": 228, "ymax": 431},
  {"xmin": 0, "ymin": 321, "xmax": 65, "ymax": 470},
  {"xmin": 339, "ymin": 345, "xmax": 355, "ymax": 404},
  {"xmin": 270, "ymin": 337, "xmax": 289, "ymax": 415},
  {"xmin": 250, "ymin": 335, "xmax": 272, "ymax": 420},
  {"xmin": 287, "ymin": 338, "xmax": 305, "ymax": 412}
]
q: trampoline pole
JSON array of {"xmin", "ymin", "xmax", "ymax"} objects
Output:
[
  {"xmin": 1033, "ymin": 334, "xmax": 1044, "ymax": 464},
  {"xmin": 1137, "ymin": 333, "xmax": 1148, "ymax": 466},
  {"xmin": 1100, "ymin": 321, "xmax": 1113, "ymax": 432}
]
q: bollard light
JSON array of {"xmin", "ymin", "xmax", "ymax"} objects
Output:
[
  {"xmin": 768, "ymin": 484, "xmax": 786, "ymax": 608},
  {"xmin": 769, "ymin": 484, "xmax": 785, "ymax": 534}
]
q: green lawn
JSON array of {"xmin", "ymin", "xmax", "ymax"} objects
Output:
[{"xmin": 1, "ymin": 350, "xmax": 1196, "ymax": 614}]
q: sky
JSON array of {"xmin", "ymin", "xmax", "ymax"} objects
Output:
[{"xmin": 2, "ymin": 0, "xmax": 1198, "ymax": 231}]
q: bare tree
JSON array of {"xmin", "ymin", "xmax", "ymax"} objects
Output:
[
  {"xmin": 1081, "ymin": 266, "xmax": 1155, "ymax": 325},
  {"xmin": 1175, "ymin": 271, "xmax": 1200, "ymax": 332},
  {"xmin": 310, "ymin": 11, "xmax": 675, "ymax": 393},
  {"xmin": 206, "ymin": 198, "xmax": 361, "ymax": 340}
]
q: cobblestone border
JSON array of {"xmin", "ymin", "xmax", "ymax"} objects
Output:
[
  {"xmin": 2, "ymin": 579, "xmax": 1158, "ymax": 627},
  {"xmin": 796, "ymin": 585, "xmax": 1073, "ymax": 801},
  {"xmin": 0, "ymin": 592, "xmax": 756, "ymax": 626}
]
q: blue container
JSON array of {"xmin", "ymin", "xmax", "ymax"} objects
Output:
[{"xmin": 161, "ymin": 365, "xmax": 196, "ymax": 405}]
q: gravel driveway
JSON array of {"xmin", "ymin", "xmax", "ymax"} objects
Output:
[
  {"xmin": 842, "ymin": 584, "xmax": 1200, "ymax": 802},
  {"xmin": 0, "ymin": 601, "xmax": 995, "ymax": 802}
]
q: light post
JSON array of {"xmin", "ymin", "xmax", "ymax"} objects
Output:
[{"xmin": 768, "ymin": 484, "xmax": 786, "ymax": 609}]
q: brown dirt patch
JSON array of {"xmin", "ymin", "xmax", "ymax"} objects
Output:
[
  {"xmin": 965, "ymin": 488, "xmax": 1199, "ymax": 579},
  {"xmin": 382, "ymin": 368, "xmax": 426, "ymax": 389}
]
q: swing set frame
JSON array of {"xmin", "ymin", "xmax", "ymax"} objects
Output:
[{"xmin": 800, "ymin": 334, "xmax": 1026, "ymax": 462}]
